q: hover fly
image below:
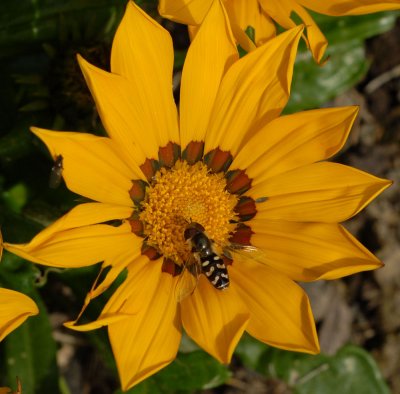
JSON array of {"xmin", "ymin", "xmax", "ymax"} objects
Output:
[
  {"xmin": 176, "ymin": 222, "xmax": 259, "ymax": 301},
  {"xmin": 49, "ymin": 154, "xmax": 63, "ymax": 189}
]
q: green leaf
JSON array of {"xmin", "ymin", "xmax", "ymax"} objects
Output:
[
  {"xmin": 313, "ymin": 11, "xmax": 400, "ymax": 43},
  {"xmin": 286, "ymin": 39, "xmax": 369, "ymax": 113},
  {"xmin": 286, "ymin": 11, "xmax": 399, "ymax": 112},
  {"xmin": 0, "ymin": 254, "xmax": 59, "ymax": 392},
  {"xmin": 125, "ymin": 351, "xmax": 231, "ymax": 393},
  {"xmin": 2, "ymin": 183, "xmax": 29, "ymax": 213},
  {"xmin": 0, "ymin": 290, "xmax": 60, "ymax": 393},
  {"xmin": 259, "ymin": 345, "xmax": 390, "ymax": 394},
  {"xmin": 235, "ymin": 333, "xmax": 269, "ymax": 370},
  {"xmin": 0, "ymin": 252, "xmax": 40, "ymax": 293}
]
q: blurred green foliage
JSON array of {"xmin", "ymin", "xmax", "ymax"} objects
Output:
[
  {"xmin": 0, "ymin": 0, "xmax": 398, "ymax": 392},
  {"xmin": 286, "ymin": 11, "xmax": 400, "ymax": 112},
  {"xmin": 237, "ymin": 335, "xmax": 390, "ymax": 394}
]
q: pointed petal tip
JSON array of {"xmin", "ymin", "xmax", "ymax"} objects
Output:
[
  {"xmin": 76, "ymin": 53, "xmax": 89, "ymax": 70},
  {"xmin": 122, "ymin": 358, "xmax": 176, "ymax": 391},
  {"xmin": 307, "ymin": 341, "xmax": 321, "ymax": 355},
  {"xmin": 76, "ymin": 53, "xmax": 96, "ymax": 76},
  {"xmin": 30, "ymin": 126, "xmax": 51, "ymax": 139},
  {"xmin": 76, "ymin": 53, "xmax": 87, "ymax": 70},
  {"xmin": 30, "ymin": 126, "xmax": 44, "ymax": 137},
  {"xmin": 64, "ymin": 312, "xmax": 135, "ymax": 332}
]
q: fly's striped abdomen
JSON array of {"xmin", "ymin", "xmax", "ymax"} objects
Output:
[
  {"xmin": 184, "ymin": 222, "xmax": 230, "ymax": 291},
  {"xmin": 199, "ymin": 254, "xmax": 229, "ymax": 290}
]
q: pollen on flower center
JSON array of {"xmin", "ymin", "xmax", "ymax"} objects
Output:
[{"xmin": 139, "ymin": 160, "xmax": 238, "ymax": 263}]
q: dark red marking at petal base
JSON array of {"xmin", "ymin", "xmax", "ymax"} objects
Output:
[
  {"xmin": 141, "ymin": 242, "xmax": 162, "ymax": 260},
  {"xmin": 229, "ymin": 223, "xmax": 254, "ymax": 245},
  {"xmin": 225, "ymin": 169, "xmax": 252, "ymax": 195},
  {"xmin": 128, "ymin": 212, "xmax": 145, "ymax": 237},
  {"xmin": 234, "ymin": 196, "xmax": 257, "ymax": 221},
  {"xmin": 140, "ymin": 158, "xmax": 160, "ymax": 182},
  {"xmin": 129, "ymin": 180, "xmax": 148, "ymax": 206},
  {"xmin": 203, "ymin": 148, "xmax": 233, "ymax": 173},
  {"xmin": 182, "ymin": 141, "xmax": 204, "ymax": 165},
  {"xmin": 162, "ymin": 258, "xmax": 182, "ymax": 277},
  {"xmin": 158, "ymin": 142, "xmax": 181, "ymax": 168}
]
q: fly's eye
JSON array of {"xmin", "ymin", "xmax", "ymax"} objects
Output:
[
  {"xmin": 193, "ymin": 222, "xmax": 205, "ymax": 232},
  {"xmin": 184, "ymin": 227, "xmax": 197, "ymax": 240}
]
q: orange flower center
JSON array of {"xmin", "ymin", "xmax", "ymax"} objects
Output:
[{"xmin": 139, "ymin": 161, "xmax": 238, "ymax": 263}]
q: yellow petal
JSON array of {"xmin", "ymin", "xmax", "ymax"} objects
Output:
[
  {"xmin": 32, "ymin": 128, "xmax": 139, "ymax": 206},
  {"xmin": 252, "ymin": 162, "xmax": 392, "ymax": 222},
  {"xmin": 299, "ymin": 0, "xmax": 400, "ymax": 15},
  {"xmin": 111, "ymin": 2, "xmax": 179, "ymax": 148},
  {"xmin": 0, "ymin": 288, "xmax": 39, "ymax": 341},
  {"xmin": 64, "ymin": 312, "xmax": 135, "ymax": 332},
  {"xmin": 108, "ymin": 263, "xmax": 181, "ymax": 390},
  {"xmin": 225, "ymin": 0, "xmax": 276, "ymax": 48},
  {"xmin": 230, "ymin": 257, "xmax": 319, "ymax": 354},
  {"xmin": 181, "ymin": 275, "xmax": 249, "ymax": 363},
  {"xmin": 259, "ymin": 0, "xmax": 328, "ymax": 63},
  {"xmin": 158, "ymin": 0, "xmax": 213, "ymax": 24},
  {"xmin": 64, "ymin": 248, "xmax": 143, "ymax": 328},
  {"xmin": 6, "ymin": 202, "xmax": 132, "ymax": 248},
  {"xmin": 249, "ymin": 219, "xmax": 382, "ymax": 281},
  {"xmin": 180, "ymin": 0, "xmax": 238, "ymax": 149},
  {"xmin": 204, "ymin": 26, "xmax": 303, "ymax": 156},
  {"xmin": 231, "ymin": 106, "xmax": 359, "ymax": 182},
  {"xmin": 101, "ymin": 255, "xmax": 152, "ymax": 315},
  {"xmin": 78, "ymin": 56, "xmax": 156, "ymax": 165},
  {"xmin": 5, "ymin": 203, "xmax": 140, "ymax": 268}
]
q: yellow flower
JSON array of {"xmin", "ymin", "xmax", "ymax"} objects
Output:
[
  {"xmin": 1, "ymin": 232, "xmax": 38, "ymax": 342},
  {"xmin": 159, "ymin": 0, "xmax": 400, "ymax": 62},
  {"xmin": 0, "ymin": 284, "xmax": 39, "ymax": 342},
  {"xmin": 3, "ymin": 1, "xmax": 391, "ymax": 390}
]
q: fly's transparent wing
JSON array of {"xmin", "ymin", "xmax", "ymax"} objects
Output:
[
  {"xmin": 223, "ymin": 242, "xmax": 268, "ymax": 266},
  {"xmin": 174, "ymin": 256, "xmax": 201, "ymax": 302}
]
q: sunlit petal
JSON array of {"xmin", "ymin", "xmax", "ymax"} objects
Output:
[
  {"xmin": 4, "ymin": 203, "xmax": 140, "ymax": 268},
  {"xmin": 259, "ymin": 0, "xmax": 327, "ymax": 63},
  {"xmin": 109, "ymin": 261, "xmax": 181, "ymax": 390},
  {"xmin": 231, "ymin": 106, "xmax": 359, "ymax": 182},
  {"xmin": 249, "ymin": 219, "xmax": 382, "ymax": 281},
  {"xmin": 32, "ymin": 128, "xmax": 139, "ymax": 205},
  {"xmin": 230, "ymin": 257, "xmax": 319, "ymax": 354},
  {"xmin": 180, "ymin": 0, "xmax": 238, "ymax": 148},
  {"xmin": 251, "ymin": 162, "xmax": 391, "ymax": 222},
  {"xmin": 299, "ymin": 0, "xmax": 400, "ymax": 15},
  {"xmin": 158, "ymin": 0, "xmax": 213, "ymax": 24},
  {"xmin": 0, "ymin": 288, "xmax": 39, "ymax": 341},
  {"xmin": 111, "ymin": 1, "xmax": 179, "ymax": 148},
  {"xmin": 181, "ymin": 275, "xmax": 249, "ymax": 363},
  {"xmin": 225, "ymin": 0, "xmax": 276, "ymax": 50},
  {"xmin": 78, "ymin": 56, "xmax": 157, "ymax": 165},
  {"xmin": 204, "ymin": 26, "xmax": 303, "ymax": 155},
  {"xmin": 64, "ymin": 247, "xmax": 143, "ymax": 328}
]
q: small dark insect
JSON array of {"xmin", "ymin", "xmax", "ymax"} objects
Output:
[
  {"xmin": 175, "ymin": 222, "xmax": 230, "ymax": 301},
  {"xmin": 175, "ymin": 222, "xmax": 262, "ymax": 301},
  {"xmin": 49, "ymin": 154, "xmax": 63, "ymax": 189}
]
